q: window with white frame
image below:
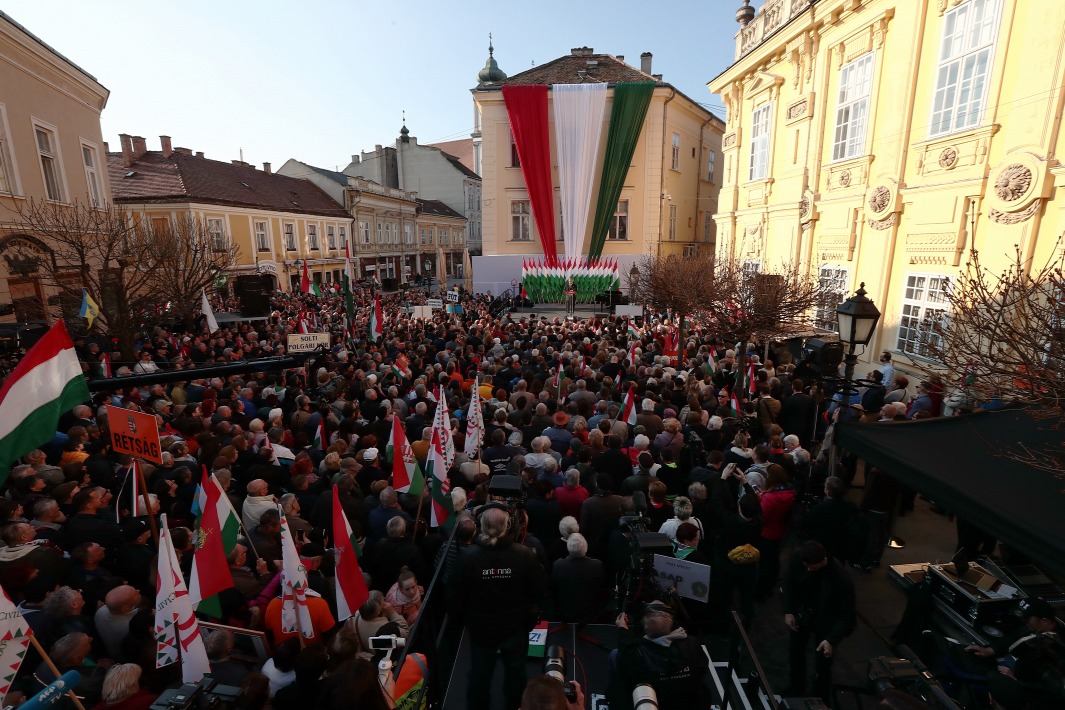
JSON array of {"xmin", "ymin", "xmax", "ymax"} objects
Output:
[
  {"xmin": 509, "ymin": 129, "xmax": 521, "ymax": 168},
  {"xmin": 742, "ymin": 259, "xmax": 762, "ymax": 279},
  {"xmin": 896, "ymin": 273, "xmax": 952, "ymax": 359},
  {"xmin": 703, "ymin": 211, "xmax": 714, "ymax": 244},
  {"xmin": 81, "ymin": 144, "xmax": 102, "ymax": 207},
  {"xmin": 420, "ymin": 228, "xmax": 426, "ymax": 245},
  {"xmin": 428, "ymin": 228, "xmax": 434, "ymax": 245},
  {"xmin": 35, "ymin": 126, "xmax": 63, "ymax": 201},
  {"xmin": 814, "ymin": 265, "xmax": 850, "ymax": 331},
  {"xmin": 360, "ymin": 221, "xmax": 371, "ymax": 244},
  {"xmin": 338, "ymin": 225, "xmax": 347, "ymax": 249},
  {"xmin": 308, "ymin": 224, "xmax": 319, "ymax": 250},
  {"xmin": 511, "ymin": 201, "xmax": 531, "ymax": 241},
  {"xmin": 327, "ymin": 225, "xmax": 336, "ymax": 249},
  {"xmin": 207, "ymin": 218, "xmax": 226, "ymax": 251},
  {"xmin": 404, "ymin": 224, "xmax": 412, "ymax": 244},
  {"xmin": 748, "ymin": 103, "xmax": 772, "ymax": 181},
  {"xmin": 832, "ymin": 52, "xmax": 876, "ymax": 161},
  {"xmin": 0, "ymin": 109, "xmax": 13, "ymax": 195},
  {"xmin": 456, "ymin": 230, "xmax": 463, "ymax": 244},
  {"xmin": 707, "ymin": 151, "xmax": 716, "ymax": 184},
  {"xmin": 671, "ymin": 133, "xmax": 681, "ymax": 170},
  {"xmin": 930, "ymin": 0, "xmax": 1000, "ymax": 137},
  {"xmin": 684, "ymin": 245, "xmax": 697, "ymax": 258},
  {"xmin": 607, "ymin": 200, "xmax": 629, "ymax": 240},
  {"xmin": 284, "ymin": 223, "xmax": 296, "ymax": 250},
  {"xmin": 377, "ymin": 222, "xmax": 383, "ymax": 244},
  {"xmin": 668, "ymin": 204, "xmax": 677, "ymax": 240},
  {"xmin": 440, "ymin": 228, "xmax": 449, "ymax": 245},
  {"xmin": 255, "ymin": 221, "xmax": 269, "ymax": 252}
]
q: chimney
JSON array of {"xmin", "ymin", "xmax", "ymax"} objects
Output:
[
  {"xmin": 195, "ymin": 151, "xmax": 204, "ymax": 158},
  {"xmin": 652, "ymin": 73, "xmax": 663, "ymax": 81},
  {"xmin": 263, "ymin": 162, "xmax": 272, "ymax": 174},
  {"xmin": 131, "ymin": 136, "xmax": 148, "ymax": 159},
  {"xmin": 641, "ymin": 52, "xmax": 652, "ymax": 75},
  {"xmin": 103, "ymin": 141, "xmax": 110, "ymax": 153},
  {"xmin": 570, "ymin": 47, "xmax": 593, "ymax": 56},
  {"xmin": 160, "ymin": 135, "xmax": 173, "ymax": 158},
  {"xmin": 616, "ymin": 54, "xmax": 624, "ymax": 63},
  {"xmin": 119, "ymin": 134, "xmax": 134, "ymax": 167},
  {"xmin": 174, "ymin": 147, "xmax": 192, "ymax": 156}
]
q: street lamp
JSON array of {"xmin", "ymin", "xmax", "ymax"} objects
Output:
[
  {"xmin": 628, "ymin": 264, "xmax": 639, "ymax": 296},
  {"xmin": 424, "ymin": 259, "xmax": 432, "ymax": 291},
  {"xmin": 835, "ymin": 282, "xmax": 881, "ymax": 386}
]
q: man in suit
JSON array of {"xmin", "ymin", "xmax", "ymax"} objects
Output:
[{"xmin": 778, "ymin": 378, "xmax": 815, "ymax": 445}]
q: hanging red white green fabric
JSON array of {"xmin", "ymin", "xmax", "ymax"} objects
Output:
[{"xmin": 502, "ymin": 85, "xmax": 558, "ymax": 261}]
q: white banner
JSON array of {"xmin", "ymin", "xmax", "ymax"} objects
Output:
[
  {"xmin": 653, "ymin": 554, "xmax": 711, "ymax": 602},
  {"xmin": 427, "ymin": 298, "xmax": 443, "ymax": 309},
  {"xmin": 552, "ymin": 83, "xmax": 608, "ymax": 261},
  {"xmin": 286, "ymin": 333, "xmax": 331, "ymax": 353}
]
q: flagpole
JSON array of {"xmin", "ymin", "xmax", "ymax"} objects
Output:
[
  {"xmin": 136, "ymin": 460, "xmax": 159, "ymax": 546},
  {"xmin": 28, "ymin": 635, "xmax": 87, "ymax": 710},
  {"xmin": 411, "ymin": 486, "xmax": 426, "ymax": 543}
]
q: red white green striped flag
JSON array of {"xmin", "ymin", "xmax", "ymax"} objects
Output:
[
  {"xmin": 747, "ymin": 362, "xmax": 757, "ymax": 395},
  {"xmin": 621, "ymin": 384, "xmax": 638, "ymax": 426},
  {"xmin": 313, "ymin": 420, "xmax": 327, "ymax": 452},
  {"xmin": 332, "ymin": 485, "xmax": 369, "ymax": 621},
  {"xmin": 369, "ymin": 292, "xmax": 384, "ymax": 342},
  {"xmin": 730, "ymin": 390, "xmax": 742, "ymax": 418},
  {"xmin": 388, "ymin": 414, "xmax": 424, "ymax": 496},
  {"xmin": 427, "ymin": 426, "xmax": 455, "ymax": 531},
  {"xmin": 0, "ymin": 321, "xmax": 88, "ymax": 481},
  {"xmin": 189, "ymin": 467, "xmax": 237, "ymax": 618}
]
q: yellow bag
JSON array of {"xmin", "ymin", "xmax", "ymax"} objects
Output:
[{"xmin": 728, "ymin": 543, "xmax": 760, "ymax": 565}]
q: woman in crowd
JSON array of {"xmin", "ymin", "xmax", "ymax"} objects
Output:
[{"xmin": 384, "ymin": 567, "xmax": 425, "ymax": 627}]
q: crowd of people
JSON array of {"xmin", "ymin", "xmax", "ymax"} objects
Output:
[{"xmin": 0, "ymin": 281, "xmax": 995, "ymax": 710}]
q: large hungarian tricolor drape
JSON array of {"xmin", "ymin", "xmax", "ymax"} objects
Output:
[
  {"xmin": 552, "ymin": 83, "xmax": 608, "ymax": 262},
  {"xmin": 502, "ymin": 85, "xmax": 558, "ymax": 261},
  {"xmin": 588, "ymin": 81, "xmax": 656, "ymax": 258}
]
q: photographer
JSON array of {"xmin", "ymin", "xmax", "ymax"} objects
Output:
[
  {"xmin": 447, "ymin": 504, "xmax": 548, "ymax": 710},
  {"xmin": 609, "ymin": 600, "xmax": 711, "ymax": 710}
]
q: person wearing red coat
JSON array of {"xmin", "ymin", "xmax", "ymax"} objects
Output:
[
  {"xmin": 554, "ymin": 470, "xmax": 590, "ymax": 518},
  {"xmin": 757, "ymin": 464, "xmax": 796, "ymax": 598}
]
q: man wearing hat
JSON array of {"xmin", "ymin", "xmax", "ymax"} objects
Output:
[
  {"xmin": 543, "ymin": 411, "xmax": 571, "ymax": 455},
  {"xmin": 355, "ymin": 448, "xmax": 387, "ymax": 494},
  {"xmin": 610, "ymin": 599, "xmax": 711, "ymax": 710},
  {"xmin": 966, "ymin": 598, "xmax": 1065, "ymax": 708}
]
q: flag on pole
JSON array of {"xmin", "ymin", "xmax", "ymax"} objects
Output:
[
  {"xmin": 553, "ymin": 352, "xmax": 565, "ymax": 401},
  {"xmin": 79, "ymin": 289, "xmax": 99, "ymax": 328},
  {"xmin": 313, "ymin": 420, "xmax": 327, "ymax": 452},
  {"xmin": 0, "ymin": 583, "xmax": 32, "ymax": 705},
  {"xmin": 621, "ymin": 384, "xmax": 638, "ymax": 426},
  {"xmin": 627, "ymin": 320, "xmax": 640, "ymax": 339},
  {"xmin": 201, "ymin": 289, "xmax": 219, "ymax": 334},
  {"xmin": 431, "ymin": 386, "xmax": 455, "ymax": 469},
  {"xmin": 427, "ymin": 426, "xmax": 455, "ymax": 531},
  {"xmin": 730, "ymin": 390, "xmax": 742, "ymax": 418},
  {"xmin": 300, "ymin": 260, "xmax": 313, "ymax": 294},
  {"xmin": 100, "ymin": 351, "xmax": 112, "ymax": 378},
  {"xmin": 747, "ymin": 361, "xmax": 757, "ymax": 396},
  {"xmin": 388, "ymin": 415, "xmax": 424, "ymax": 496},
  {"xmin": 130, "ymin": 460, "xmax": 142, "ymax": 516},
  {"xmin": 343, "ymin": 243, "xmax": 357, "ymax": 333},
  {"xmin": 369, "ymin": 292, "xmax": 383, "ymax": 342},
  {"xmin": 155, "ymin": 514, "xmax": 211, "ymax": 682},
  {"xmin": 0, "ymin": 321, "xmax": 88, "ymax": 481},
  {"xmin": 278, "ymin": 506, "xmax": 314, "ymax": 638},
  {"xmin": 189, "ymin": 468, "xmax": 236, "ymax": 616},
  {"xmin": 333, "ymin": 485, "xmax": 370, "ymax": 621},
  {"xmin": 464, "ymin": 381, "xmax": 484, "ymax": 460},
  {"xmin": 707, "ymin": 349, "xmax": 717, "ymax": 373}
]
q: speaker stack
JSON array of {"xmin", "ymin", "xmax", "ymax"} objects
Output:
[{"xmin": 234, "ymin": 275, "xmax": 273, "ymax": 317}]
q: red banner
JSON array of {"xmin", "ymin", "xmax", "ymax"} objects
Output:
[
  {"xmin": 106, "ymin": 404, "xmax": 163, "ymax": 463},
  {"xmin": 502, "ymin": 85, "xmax": 558, "ymax": 261}
]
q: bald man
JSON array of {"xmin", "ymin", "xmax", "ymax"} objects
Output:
[
  {"xmin": 94, "ymin": 585, "xmax": 142, "ymax": 657},
  {"xmin": 242, "ymin": 479, "xmax": 276, "ymax": 530}
]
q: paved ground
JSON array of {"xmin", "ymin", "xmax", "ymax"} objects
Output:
[{"xmin": 703, "ymin": 477, "xmax": 960, "ymax": 705}]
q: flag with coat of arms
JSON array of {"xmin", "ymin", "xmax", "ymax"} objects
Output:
[{"xmin": 0, "ymin": 583, "xmax": 31, "ymax": 705}]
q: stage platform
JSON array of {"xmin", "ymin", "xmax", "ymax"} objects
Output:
[{"xmin": 507, "ymin": 303, "xmax": 607, "ymax": 321}]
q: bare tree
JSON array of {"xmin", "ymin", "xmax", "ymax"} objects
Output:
[{"xmin": 921, "ymin": 246, "xmax": 1064, "ymax": 471}]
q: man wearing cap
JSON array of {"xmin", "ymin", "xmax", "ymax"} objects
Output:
[
  {"xmin": 610, "ymin": 599, "xmax": 711, "ymax": 710},
  {"xmin": 965, "ymin": 598, "xmax": 1065, "ymax": 709},
  {"xmin": 355, "ymin": 448, "xmax": 387, "ymax": 494}
]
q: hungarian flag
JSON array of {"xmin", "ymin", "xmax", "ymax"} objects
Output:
[
  {"xmin": 100, "ymin": 351, "xmax": 112, "ymax": 378},
  {"xmin": 332, "ymin": 486, "xmax": 369, "ymax": 621},
  {"xmin": 426, "ymin": 426, "xmax": 455, "ymax": 531},
  {"xmin": 664, "ymin": 326, "xmax": 680, "ymax": 364},
  {"xmin": 730, "ymin": 390, "xmax": 742, "ymax": 418},
  {"xmin": 621, "ymin": 384, "xmax": 638, "ymax": 426},
  {"xmin": 279, "ymin": 506, "xmax": 314, "ymax": 638},
  {"xmin": 707, "ymin": 349, "xmax": 717, "ymax": 373},
  {"xmin": 313, "ymin": 420, "xmax": 327, "ymax": 452},
  {"xmin": 627, "ymin": 320, "xmax": 640, "ymax": 339},
  {"xmin": 391, "ymin": 353, "xmax": 412, "ymax": 380},
  {"xmin": 0, "ymin": 583, "xmax": 32, "ymax": 705},
  {"xmin": 431, "ymin": 386, "xmax": 455, "ymax": 469},
  {"xmin": 300, "ymin": 260, "xmax": 313, "ymax": 294},
  {"xmin": 553, "ymin": 352, "xmax": 565, "ymax": 401},
  {"xmin": 388, "ymin": 415, "xmax": 424, "ymax": 496},
  {"xmin": 747, "ymin": 361, "xmax": 758, "ymax": 395},
  {"xmin": 189, "ymin": 468, "xmax": 237, "ymax": 617},
  {"xmin": 155, "ymin": 514, "xmax": 212, "ymax": 682},
  {"xmin": 0, "ymin": 321, "xmax": 88, "ymax": 481},
  {"xmin": 464, "ymin": 382, "xmax": 484, "ymax": 459},
  {"xmin": 369, "ymin": 292, "xmax": 383, "ymax": 342}
]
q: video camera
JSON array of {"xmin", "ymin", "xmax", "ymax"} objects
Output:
[
  {"xmin": 149, "ymin": 678, "xmax": 241, "ymax": 710},
  {"xmin": 868, "ymin": 649, "xmax": 962, "ymax": 710},
  {"xmin": 369, "ymin": 634, "xmax": 406, "ymax": 651}
]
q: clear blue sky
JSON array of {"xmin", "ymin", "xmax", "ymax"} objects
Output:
[{"xmin": 6, "ymin": 0, "xmax": 740, "ymax": 169}]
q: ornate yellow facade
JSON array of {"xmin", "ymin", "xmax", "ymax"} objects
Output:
[{"xmin": 709, "ymin": 0, "xmax": 1065, "ymax": 380}]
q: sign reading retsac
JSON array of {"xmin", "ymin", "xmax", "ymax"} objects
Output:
[{"xmin": 105, "ymin": 405, "xmax": 163, "ymax": 463}]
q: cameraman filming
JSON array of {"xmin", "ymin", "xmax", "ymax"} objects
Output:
[
  {"xmin": 448, "ymin": 503, "xmax": 548, "ymax": 710},
  {"xmin": 609, "ymin": 600, "xmax": 711, "ymax": 710}
]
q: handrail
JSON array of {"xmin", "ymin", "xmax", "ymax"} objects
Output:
[{"xmin": 725, "ymin": 610, "xmax": 779, "ymax": 710}]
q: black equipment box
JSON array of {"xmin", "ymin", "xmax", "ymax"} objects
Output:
[{"xmin": 928, "ymin": 562, "xmax": 1020, "ymax": 625}]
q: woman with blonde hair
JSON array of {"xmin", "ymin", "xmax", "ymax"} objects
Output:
[
  {"xmin": 384, "ymin": 567, "xmax": 424, "ymax": 626},
  {"xmin": 91, "ymin": 663, "xmax": 157, "ymax": 710}
]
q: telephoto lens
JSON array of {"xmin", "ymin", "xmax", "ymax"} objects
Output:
[
  {"xmin": 632, "ymin": 683, "xmax": 659, "ymax": 710},
  {"xmin": 543, "ymin": 645, "xmax": 577, "ymax": 702}
]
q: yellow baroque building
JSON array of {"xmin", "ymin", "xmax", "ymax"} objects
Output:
[{"xmin": 709, "ymin": 0, "xmax": 1065, "ymax": 381}]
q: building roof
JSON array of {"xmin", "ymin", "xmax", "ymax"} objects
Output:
[
  {"xmin": 428, "ymin": 138, "xmax": 477, "ymax": 177},
  {"xmin": 107, "ymin": 151, "xmax": 348, "ymax": 218},
  {"xmin": 417, "ymin": 199, "xmax": 464, "ymax": 220},
  {"xmin": 301, "ymin": 163, "xmax": 350, "ymax": 186},
  {"xmin": 0, "ymin": 10, "xmax": 103, "ymax": 86},
  {"xmin": 496, "ymin": 51, "xmax": 660, "ymax": 87}
]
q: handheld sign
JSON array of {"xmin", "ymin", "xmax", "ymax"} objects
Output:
[
  {"xmin": 446, "ymin": 291, "xmax": 459, "ymax": 303},
  {"xmin": 427, "ymin": 298, "xmax": 443, "ymax": 310},
  {"xmin": 105, "ymin": 405, "xmax": 162, "ymax": 464},
  {"xmin": 286, "ymin": 332, "xmax": 331, "ymax": 353},
  {"xmin": 652, "ymin": 554, "xmax": 711, "ymax": 602}
]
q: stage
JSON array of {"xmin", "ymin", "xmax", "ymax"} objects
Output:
[{"xmin": 509, "ymin": 302, "xmax": 604, "ymax": 320}]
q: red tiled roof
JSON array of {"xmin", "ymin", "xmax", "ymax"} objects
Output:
[
  {"xmin": 427, "ymin": 139, "xmax": 476, "ymax": 174},
  {"xmin": 107, "ymin": 151, "xmax": 348, "ymax": 218},
  {"xmin": 497, "ymin": 53, "xmax": 660, "ymax": 87},
  {"xmin": 417, "ymin": 199, "xmax": 464, "ymax": 219}
]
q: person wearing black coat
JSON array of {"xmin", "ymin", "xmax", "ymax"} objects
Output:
[
  {"xmin": 550, "ymin": 533, "xmax": 605, "ymax": 623},
  {"xmin": 800, "ymin": 476, "xmax": 858, "ymax": 563},
  {"xmin": 778, "ymin": 379, "xmax": 816, "ymax": 445}
]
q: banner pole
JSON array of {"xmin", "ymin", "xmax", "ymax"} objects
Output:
[
  {"xmin": 136, "ymin": 460, "xmax": 159, "ymax": 546},
  {"xmin": 28, "ymin": 635, "xmax": 87, "ymax": 710}
]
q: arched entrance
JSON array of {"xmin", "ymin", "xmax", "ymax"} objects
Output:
[{"xmin": 0, "ymin": 234, "xmax": 54, "ymax": 324}]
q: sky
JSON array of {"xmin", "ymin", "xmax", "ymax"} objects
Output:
[{"xmin": 5, "ymin": 0, "xmax": 741, "ymax": 170}]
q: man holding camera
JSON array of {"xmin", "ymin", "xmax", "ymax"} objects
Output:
[
  {"xmin": 448, "ymin": 504, "xmax": 548, "ymax": 710},
  {"xmin": 610, "ymin": 600, "xmax": 711, "ymax": 710}
]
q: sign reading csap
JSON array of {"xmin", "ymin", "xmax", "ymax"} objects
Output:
[{"xmin": 105, "ymin": 405, "xmax": 163, "ymax": 463}]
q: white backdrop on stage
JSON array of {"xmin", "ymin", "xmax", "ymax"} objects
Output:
[{"xmin": 472, "ymin": 254, "xmax": 641, "ymax": 299}]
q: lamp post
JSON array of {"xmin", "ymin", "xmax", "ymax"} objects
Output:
[
  {"xmin": 424, "ymin": 258, "xmax": 432, "ymax": 292},
  {"xmin": 628, "ymin": 264, "xmax": 639, "ymax": 297},
  {"xmin": 835, "ymin": 282, "xmax": 882, "ymax": 390}
]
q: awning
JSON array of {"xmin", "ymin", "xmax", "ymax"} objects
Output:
[{"xmin": 835, "ymin": 408, "xmax": 1065, "ymax": 577}]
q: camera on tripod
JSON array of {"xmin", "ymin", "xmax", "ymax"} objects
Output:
[{"xmin": 543, "ymin": 645, "xmax": 578, "ymax": 703}]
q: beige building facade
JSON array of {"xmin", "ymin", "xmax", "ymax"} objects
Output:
[
  {"xmin": 709, "ymin": 0, "xmax": 1065, "ymax": 382},
  {"xmin": 0, "ymin": 10, "xmax": 110, "ymax": 324}
]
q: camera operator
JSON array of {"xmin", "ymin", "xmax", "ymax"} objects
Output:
[
  {"xmin": 964, "ymin": 597, "xmax": 1065, "ymax": 709},
  {"xmin": 447, "ymin": 503, "xmax": 549, "ymax": 710},
  {"xmin": 609, "ymin": 600, "xmax": 711, "ymax": 710}
]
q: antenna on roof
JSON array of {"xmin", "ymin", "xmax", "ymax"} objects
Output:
[{"xmin": 240, "ymin": 148, "xmax": 244, "ymax": 163}]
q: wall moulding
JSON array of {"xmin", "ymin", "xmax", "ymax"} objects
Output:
[
  {"xmin": 912, "ymin": 123, "xmax": 999, "ymax": 177},
  {"xmin": 785, "ymin": 93, "xmax": 815, "ymax": 124}
]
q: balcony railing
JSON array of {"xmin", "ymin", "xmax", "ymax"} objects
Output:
[{"xmin": 736, "ymin": 0, "xmax": 817, "ymax": 60}]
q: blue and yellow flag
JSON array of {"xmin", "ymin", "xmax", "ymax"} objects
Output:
[{"xmin": 79, "ymin": 289, "xmax": 99, "ymax": 328}]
